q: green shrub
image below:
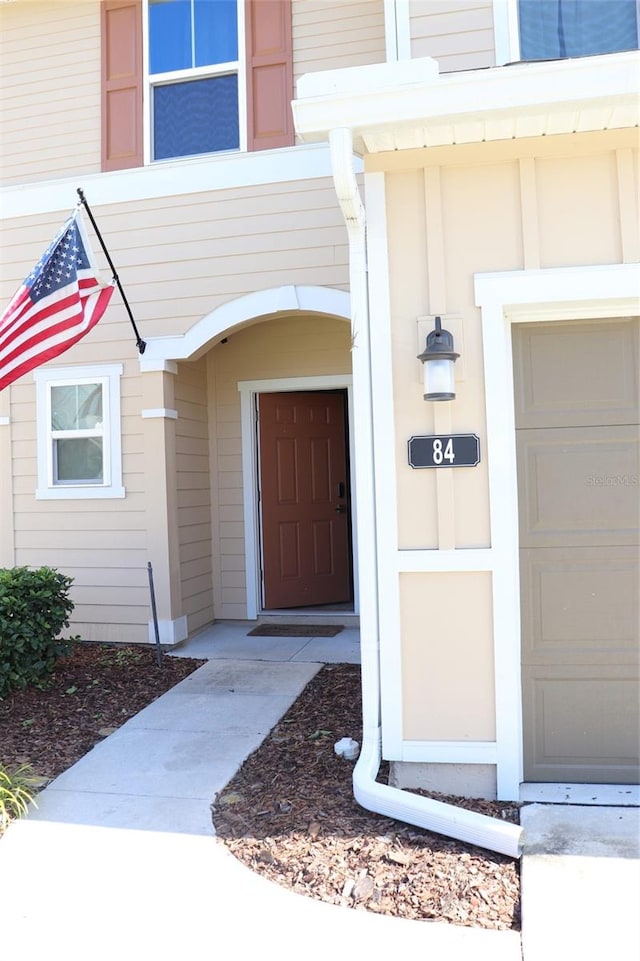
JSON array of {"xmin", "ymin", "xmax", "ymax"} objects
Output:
[
  {"xmin": 0, "ymin": 566, "xmax": 76, "ymax": 699},
  {"xmin": 0, "ymin": 763, "xmax": 39, "ymax": 834}
]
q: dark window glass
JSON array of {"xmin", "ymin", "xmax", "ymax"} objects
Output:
[
  {"xmin": 153, "ymin": 75, "xmax": 239, "ymax": 160},
  {"xmin": 519, "ymin": 0, "xmax": 638, "ymax": 60},
  {"xmin": 54, "ymin": 438, "xmax": 104, "ymax": 485},
  {"xmin": 195, "ymin": 0, "xmax": 237, "ymax": 66}
]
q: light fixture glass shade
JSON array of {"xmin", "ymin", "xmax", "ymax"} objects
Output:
[{"xmin": 423, "ymin": 356, "xmax": 455, "ymax": 400}]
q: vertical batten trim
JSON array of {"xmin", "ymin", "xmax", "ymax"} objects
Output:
[
  {"xmin": 433, "ymin": 404, "xmax": 456, "ymax": 549},
  {"xmin": 424, "ymin": 167, "xmax": 447, "ymax": 314},
  {"xmin": 424, "ymin": 166, "xmax": 456, "ymax": 550},
  {"xmin": 519, "ymin": 157, "xmax": 541, "ymax": 269},
  {"xmin": 616, "ymin": 148, "xmax": 640, "ymax": 263}
]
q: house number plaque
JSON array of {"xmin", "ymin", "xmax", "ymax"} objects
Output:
[{"xmin": 408, "ymin": 434, "xmax": 480, "ymax": 469}]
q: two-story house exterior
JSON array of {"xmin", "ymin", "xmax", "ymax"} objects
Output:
[{"xmin": 1, "ymin": 1, "xmax": 638, "ymax": 809}]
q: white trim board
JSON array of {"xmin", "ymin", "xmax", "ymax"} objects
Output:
[
  {"xmin": 239, "ymin": 375, "xmax": 356, "ymax": 621},
  {"xmin": 475, "ymin": 261, "xmax": 640, "ymax": 799},
  {"xmin": 401, "ymin": 740, "xmax": 498, "ymax": 765},
  {"xmin": 140, "ymin": 285, "xmax": 351, "ymax": 369},
  {"xmin": 1, "ymin": 144, "xmax": 352, "ymax": 220}
]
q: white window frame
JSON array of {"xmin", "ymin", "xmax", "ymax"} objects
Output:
[
  {"xmin": 494, "ymin": 0, "xmax": 640, "ymax": 66},
  {"xmin": 34, "ymin": 364, "xmax": 125, "ymax": 500},
  {"xmin": 142, "ymin": 0, "xmax": 247, "ymax": 165}
]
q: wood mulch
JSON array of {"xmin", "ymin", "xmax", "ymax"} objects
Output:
[{"xmin": 212, "ymin": 663, "xmax": 521, "ymax": 931}]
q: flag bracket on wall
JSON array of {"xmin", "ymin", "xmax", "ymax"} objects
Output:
[{"xmin": 76, "ymin": 188, "xmax": 146, "ymax": 356}]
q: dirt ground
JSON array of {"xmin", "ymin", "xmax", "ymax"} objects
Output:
[{"xmin": 0, "ymin": 645, "xmax": 520, "ymax": 930}]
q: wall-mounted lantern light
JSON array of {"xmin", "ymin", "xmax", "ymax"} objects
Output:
[{"xmin": 417, "ymin": 316, "xmax": 459, "ymax": 401}]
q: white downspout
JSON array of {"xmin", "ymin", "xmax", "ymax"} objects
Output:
[{"xmin": 329, "ymin": 127, "xmax": 522, "ymax": 860}]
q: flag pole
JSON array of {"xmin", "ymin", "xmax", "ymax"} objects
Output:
[{"xmin": 76, "ymin": 187, "xmax": 146, "ymax": 354}]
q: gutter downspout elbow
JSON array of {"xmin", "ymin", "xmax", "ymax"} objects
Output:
[{"xmin": 328, "ymin": 126, "xmax": 523, "ymax": 861}]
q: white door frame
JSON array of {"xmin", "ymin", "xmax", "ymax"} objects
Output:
[
  {"xmin": 475, "ymin": 262, "xmax": 640, "ymax": 799},
  {"xmin": 238, "ymin": 375, "xmax": 357, "ymax": 619}
]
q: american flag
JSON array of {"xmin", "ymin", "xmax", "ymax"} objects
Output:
[{"xmin": 0, "ymin": 208, "xmax": 115, "ymax": 391}]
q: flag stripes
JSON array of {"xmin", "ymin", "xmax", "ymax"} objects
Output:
[{"xmin": 0, "ymin": 209, "xmax": 115, "ymax": 391}]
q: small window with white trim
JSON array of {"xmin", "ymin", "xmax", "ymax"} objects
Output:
[{"xmin": 35, "ymin": 364, "xmax": 125, "ymax": 499}]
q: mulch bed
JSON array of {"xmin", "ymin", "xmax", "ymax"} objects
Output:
[{"xmin": 212, "ymin": 663, "xmax": 521, "ymax": 930}]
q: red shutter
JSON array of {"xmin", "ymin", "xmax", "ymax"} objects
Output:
[
  {"xmin": 101, "ymin": 0, "xmax": 143, "ymax": 171},
  {"xmin": 245, "ymin": 0, "xmax": 294, "ymax": 151}
]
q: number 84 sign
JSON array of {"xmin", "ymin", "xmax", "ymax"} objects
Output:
[{"xmin": 408, "ymin": 434, "xmax": 480, "ymax": 469}]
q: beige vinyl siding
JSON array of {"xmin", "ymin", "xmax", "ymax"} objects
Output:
[
  {"xmin": 0, "ymin": 0, "xmax": 385, "ymax": 187},
  {"xmin": 9, "ymin": 366, "xmax": 148, "ymax": 644},
  {"xmin": 409, "ymin": 0, "xmax": 496, "ymax": 72},
  {"xmin": 0, "ymin": 179, "xmax": 349, "ymax": 344},
  {"xmin": 207, "ymin": 313, "xmax": 352, "ymax": 619},
  {"xmin": 0, "ymin": 1, "xmax": 102, "ymax": 187},
  {"xmin": 2, "ymin": 176, "xmax": 350, "ymax": 641},
  {"xmin": 292, "ymin": 0, "xmax": 385, "ymax": 89},
  {"xmin": 175, "ymin": 359, "xmax": 213, "ymax": 636}
]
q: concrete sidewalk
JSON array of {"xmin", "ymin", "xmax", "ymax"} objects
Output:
[
  {"xmin": 1, "ymin": 622, "xmax": 637, "ymax": 959},
  {"xmin": 520, "ymin": 803, "xmax": 640, "ymax": 961}
]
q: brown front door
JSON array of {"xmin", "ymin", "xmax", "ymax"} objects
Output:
[{"xmin": 258, "ymin": 390, "xmax": 352, "ymax": 610}]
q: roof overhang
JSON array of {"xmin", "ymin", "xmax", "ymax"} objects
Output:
[{"xmin": 292, "ymin": 51, "xmax": 640, "ymax": 154}]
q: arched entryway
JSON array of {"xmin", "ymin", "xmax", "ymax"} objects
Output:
[{"xmin": 140, "ymin": 286, "xmax": 355, "ymax": 624}]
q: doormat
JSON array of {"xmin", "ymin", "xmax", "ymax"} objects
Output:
[{"xmin": 247, "ymin": 624, "xmax": 344, "ymax": 637}]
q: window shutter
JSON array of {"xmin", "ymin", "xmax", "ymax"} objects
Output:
[
  {"xmin": 245, "ymin": 0, "xmax": 294, "ymax": 151},
  {"xmin": 101, "ymin": 0, "xmax": 143, "ymax": 171}
]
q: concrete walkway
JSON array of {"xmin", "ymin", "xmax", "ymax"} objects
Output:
[
  {"xmin": 1, "ymin": 621, "xmax": 637, "ymax": 959},
  {"xmin": 521, "ymin": 803, "xmax": 640, "ymax": 961}
]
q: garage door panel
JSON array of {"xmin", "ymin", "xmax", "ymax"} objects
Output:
[
  {"xmin": 514, "ymin": 317, "xmax": 640, "ymax": 784},
  {"xmin": 517, "ymin": 426, "xmax": 639, "ymax": 547},
  {"xmin": 523, "ymin": 669, "xmax": 640, "ymax": 783},
  {"xmin": 513, "ymin": 318, "xmax": 639, "ymax": 429},
  {"xmin": 520, "ymin": 546, "xmax": 640, "ymax": 664}
]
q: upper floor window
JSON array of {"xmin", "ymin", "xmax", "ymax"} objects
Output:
[
  {"xmin": 101, "ymin": 0, "xmax": 293, "ymax": 171},
  {"xmin": 148, "ymin": 0, "xmax": 241, "ymax": 160},
  {"xmin": 518, "ymin": 0, "xmax": 639, "ymax": 60}
]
